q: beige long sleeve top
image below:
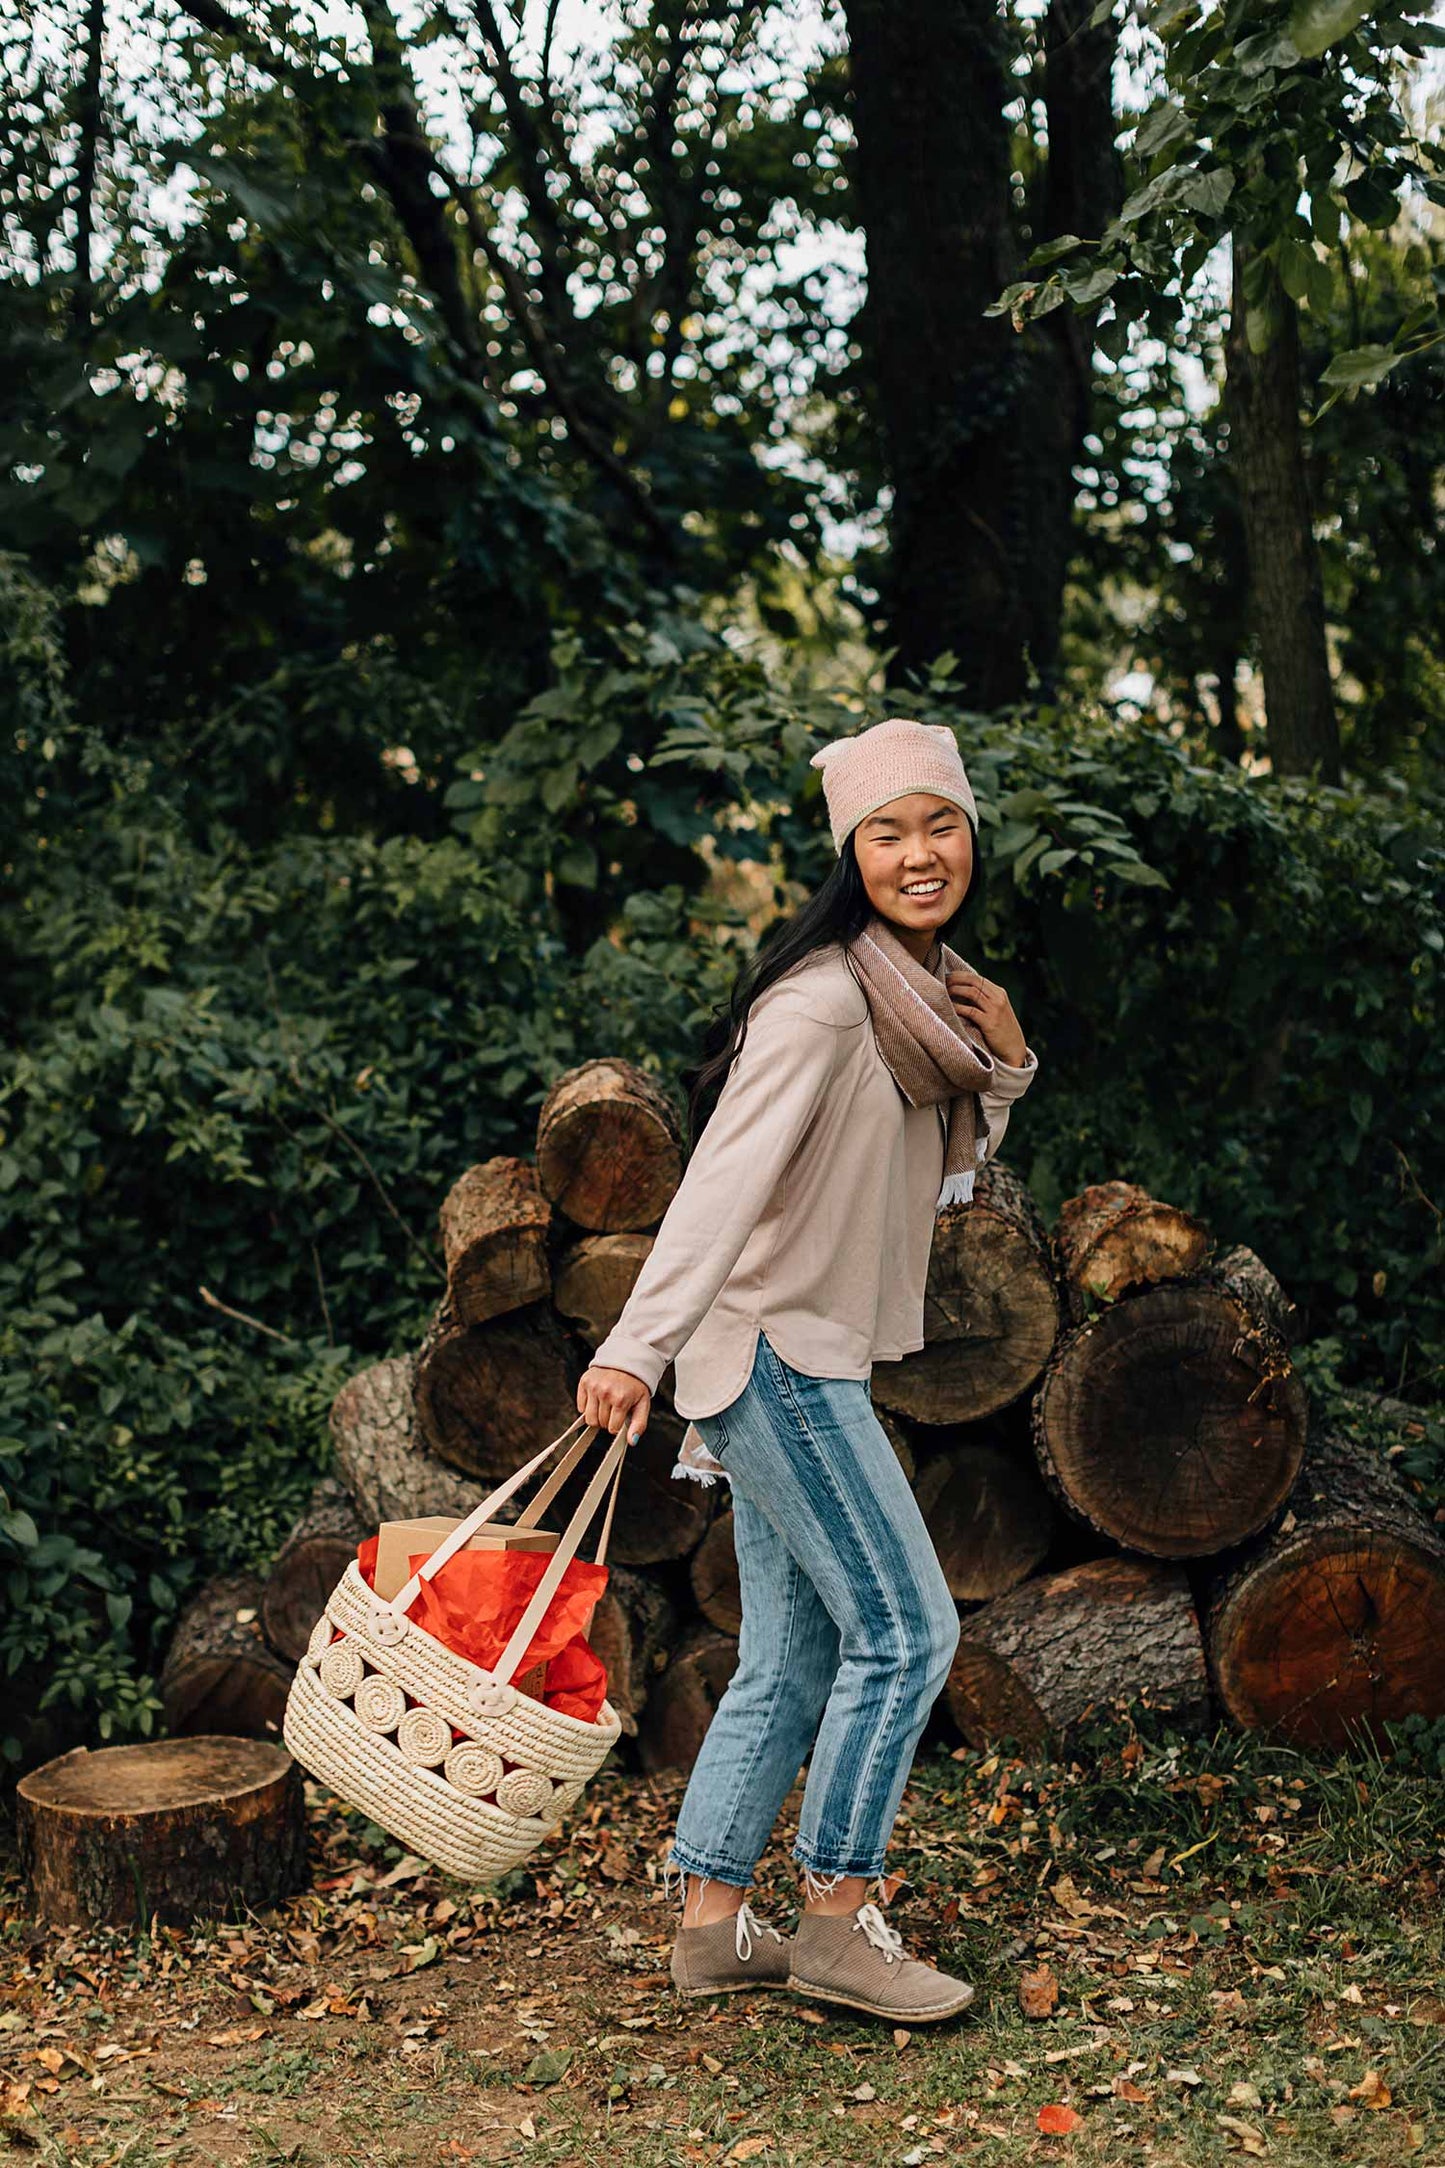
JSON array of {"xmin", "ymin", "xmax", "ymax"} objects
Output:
[{"xmin": 591, "ymin": 940, "xmax": 1039, "ymax": 1422}]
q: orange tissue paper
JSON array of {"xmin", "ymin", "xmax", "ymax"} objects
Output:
[{"xmin": 355, "ymin": 1535, "xmax": 609, "ymax": 1724}]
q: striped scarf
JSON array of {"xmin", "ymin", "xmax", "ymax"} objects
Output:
[{"xmin": 846, "ymin": 915, "xmax": 996, "ymax": 1211}]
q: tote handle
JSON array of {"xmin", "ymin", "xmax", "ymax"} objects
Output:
[{"xmin": 384, "ymin": 1411, "xmax": 632, "ymax": 1688}]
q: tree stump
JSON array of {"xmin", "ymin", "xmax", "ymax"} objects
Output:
[
  {"xmin": 945, "ymin": 1557, "xmax": 1210, "ymax": 1751},
  {"xmin": 1054, "ymin": 1180, "xmax": 1211, "ymax": 1320},
  {"xmin": 1031, "ymin": 1275, "xmax": 1308, "ymax": 1557},
  {"xmin": 554, "ymin": 1231, "xmax": 655, "ymax": 1346},
  {"xmin": 914, "ymin": 1444, "xmax": 1058, "ymax": 1604},
  {"xmin": 329, "ymin": 1356, "xmax": 477, "ymax": 1527},
  {"xmin": 438, "ymin": 1157, "xmax": 552, "ymax": 1327},
  {"xmin": 690, "ymin": 1511, "xmax": 742, "ymax": 1636},
  {"xmin": 160, "ymin": 1575, "xmax": 293, "ymax": 1740},
  {"xmin": 637, "ymin": 1627, "xmax": 739, "ymax": 1774},
  {"xmin": 17, "ymin": 1737, "xmax": 307, "ymax": 1927},
  {"xmin": 536, "ymin": 1057, "xmax": 683, "ymax": 1231},
  {"xmin": 413, "ymin": 1298, "xmax": 581, "ymax": 1479},
  {"xmin": 588, "ymin": 1566, "xmax": 677, "ymax": 1736},
  {"xmin": 872, "ymin": 1163, "xmax": 1060, "ymax": 1424},
  {"xmin": 260, "ymin": 1477, "xmax": 367, "ymax": 1665},
  {"xmin": 1204, "ymin": 1426, "xmax": 1445, "ymax": 1749}
]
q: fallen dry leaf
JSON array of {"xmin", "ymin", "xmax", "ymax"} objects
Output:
[
  {"xmin": 727, "ymin": 2141, "xmax": 771, "ymax": 2163},
  {"xmin": 1037, "ymin": 2103, "xmax": 1082, "ymax": 2135},
  {"xmin": 1348, "ymin": 2068, "xmax": 1392, "ymax": 2110},
  {"xmin": 1019, "ymin": 1966, "xmax": 1060, "ymax": 2020}
]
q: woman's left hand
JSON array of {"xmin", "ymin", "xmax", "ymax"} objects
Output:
[{"xmin": 945, "ymin": 969, "xmax": 1028, "ymax": 1067}]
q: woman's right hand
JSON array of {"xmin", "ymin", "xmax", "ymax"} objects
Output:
[{"xmin": 577, "ymin": 1363, "xmax": 652, "ymax": 1444}]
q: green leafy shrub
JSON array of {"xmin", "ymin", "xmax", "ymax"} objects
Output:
[{"xmin": 4, "ymin": 603, "xmax": 1441, "ymax": 1762}]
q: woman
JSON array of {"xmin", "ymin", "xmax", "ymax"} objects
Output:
[{"xmin": 577, "ymin": 716, "xmax": 1039, "ymax": 2024}]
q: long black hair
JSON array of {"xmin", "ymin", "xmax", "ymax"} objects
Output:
[{"xmin": 682, "ymin": 813, "xmax": 986, "ymax": 1149}]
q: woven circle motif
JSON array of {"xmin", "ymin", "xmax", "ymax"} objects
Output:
[
  {"xmin": 353, "ymin": 1674, "xmax": 407, "ymax": 1732},
  {"xmin": 318, "ymin": 1640, "xmax": 365, "ymax": 1700},
  {"xmin": 549, "ymin": 1777, "xmax": 585, "ymax": 1818},
  {"xmin": 443, "ymin": 1741, "xmax": 505, "ymax": 1798},
  {"xmin": 467, "ymin": 1677, "xmax": 517, "ymax": 1719},
  {"xmin": 306, "ymin": 1615, "xmax": 335, "ymax": 1664},
  {"xmin": 495, "ymin": 1767, "xmax": 555, "ymax": 1819},
  {"xmin": 396, "ymin": 1706, "xmax": 451, "ymax": 1768},
  {"xmin": 368, "ymin": 1611, "xmax": 408, "ymax": 1648}
]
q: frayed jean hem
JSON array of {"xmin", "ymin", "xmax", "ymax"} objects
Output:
[
  {"xmin": 665, "ymin": 1842, "xmax": 756, "ymax": 1889},
  {"xmin": 792, "ymin": 1840, "xmax": 890, "ymax": 1879}
]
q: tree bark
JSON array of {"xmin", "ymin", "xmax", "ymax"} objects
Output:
[
  {"xmin": 159, "ymin": 1575, "xmax": 294, "ymax": 1740},
  {"xmin": 260, "ymin": 1477, "xmax": 368, "ymax": 1665},
  {"xmin": 945, "ymin": 1556, "xmax": 1209, "ymax": 1750},
  {"xmin": 329, "ymin": 1355, "xmax": 477, "ymax": 1526},
  {"xmin": 844, "ymin": 0, "xmax": 1118, "ymax": 697},
  {"xmin": 1225, "ymin": 237, "xmax": 1341, "ymax": 782},
  {"xmin": 438, "ymin": 1156, "xmax": 552, "ymax": 1328},
  {"xmin": 1032, "ymin": 1271, "xmax": 1307, "ymax": 1556},
  {"xmin": 871, "ymin": 1161, "xmax": 1060, "ymax": 1424},
  {"xmin": 535, "ymin": 1058, "xmax": 682, "ymax": 1232},
  {"xmin": 17, "ymin": 1737, "xmax": 307, "ymax": 1928},
  {"xmin": 1204, "ymin": 1426, "xmax": 1445, "ymax": 1748}
]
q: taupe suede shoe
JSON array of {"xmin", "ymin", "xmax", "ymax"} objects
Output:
[
  {"xmin": 787, "ymin": 1902, "xmax": 975, "ymax": 2022},
  {"xmin": 670, "ymin": 1901, "xmax": 793, "ymax": 1998}
]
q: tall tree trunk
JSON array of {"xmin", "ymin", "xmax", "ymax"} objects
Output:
[
  {"xmin": 844, "ymin": 0, "xmax": 1117, "ymax": 702},
  {"xmin": 72, "ymin": 0, "xmax": 105, "ymax": 340},
  {"xmin": 1225, "ymin": 238, "xmax": 1341, "ymax": 782}
]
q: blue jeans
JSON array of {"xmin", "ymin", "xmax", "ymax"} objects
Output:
[{"xmin": 668, "ymin": 1328, "xmax": 961, "ymax": 1886}]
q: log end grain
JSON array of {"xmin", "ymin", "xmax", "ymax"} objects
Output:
[
  {"xmin": 536, "ymin": 1059, "xmax": 682, "ymax": 1232},
  {"xmin": 440, "ymin": 1158, "xmax": 553, "ymax": 1328},
  {"xmin": 881, "ymin": 1162, "xmax": 1060, "ymax": 1425},
  {"xmin": 637, "ymin": 1630, "xmax": 739, "ymax": 1774},
  {"xmin": 914, "ymin": 1445, "xmax": 1058, "ymax": 1604},
  {"xmin": 1206, "ymin": 1428, "xmax": 1445, "ymax": 1749},
  {"xmin": 1033, "ymin": 1283, "xmax": 1308, "ymax": 1557},
  {"xmin": 689, "ymin": 1511, "xmax": 742, "ymax": 1637}
]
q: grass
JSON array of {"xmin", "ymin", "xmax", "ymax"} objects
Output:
[{"xmin": 3, "ymin": 1714, "xmax": 1445, "ymax": 2166}]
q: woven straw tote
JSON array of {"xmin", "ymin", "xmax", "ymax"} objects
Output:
[{"xmin": 283, "ymin": 1414, "xmax": 627, "ymax": 1880}]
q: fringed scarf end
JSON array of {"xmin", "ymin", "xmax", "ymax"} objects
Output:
[{"xmin": 936, "ymin": 1166, "xmax": 976, "ymax": 1212}]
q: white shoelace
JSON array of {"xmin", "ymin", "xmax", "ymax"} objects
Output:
[
  {"xmin": 734, "ymin": 1900, "xmax": 786, "ymax": 1963},
  {"xmin": 852, "ymin": 1901, "xmax": 907, "ymax": 1965}
]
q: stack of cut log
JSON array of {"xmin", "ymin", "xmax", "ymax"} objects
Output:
[{"xmin": 165, "ymin": 1064, "xmax": 1445, "ymax": 1776}]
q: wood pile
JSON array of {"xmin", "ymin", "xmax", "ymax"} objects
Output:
[{"xmin": 171, "ymin": 1067, "xmax": 1445, "ymax": 1774}]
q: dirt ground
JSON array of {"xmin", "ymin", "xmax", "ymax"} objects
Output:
[{"xmin": 4, "ymin": 1724, "xmax": 1444, "ymax": 2167}]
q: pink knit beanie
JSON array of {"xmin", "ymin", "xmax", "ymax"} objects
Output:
[{"xmin": 808, "ymin": 716, "xmax": 977, "ymax": 857}]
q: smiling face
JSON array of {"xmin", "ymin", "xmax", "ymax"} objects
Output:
[{"xmin": 851, "ymin": 792, "xmax": 974, "ymax": 959}]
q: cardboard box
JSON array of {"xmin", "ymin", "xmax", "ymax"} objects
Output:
[{"xmin": 373, "ymin": 1516, "xmax": 558, "ymax": 1603}]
